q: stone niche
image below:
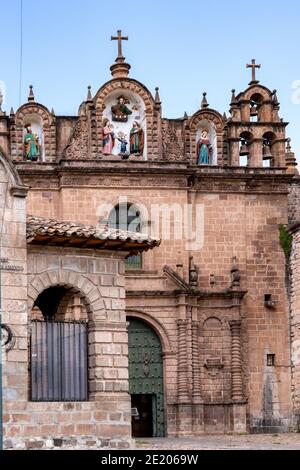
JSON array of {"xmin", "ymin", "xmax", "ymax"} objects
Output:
[{"xmin": 102, "ymin": 89, "xmax": 147, "ymax": 159}]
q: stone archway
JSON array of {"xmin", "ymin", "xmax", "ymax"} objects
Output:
[
  {"xmin": 29, "ymin": 278, "xmax": 99, "ymax": 403},
  {"xmin": 127, "ymin": 317, "xmax": 165, "ymax": 438},
  {"xmin": 27, "ymin": 270, "xmax": 106, "ymax": 321}
]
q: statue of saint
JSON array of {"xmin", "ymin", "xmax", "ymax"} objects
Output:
[
  {"xmin": 117, "ymin": 132, "xmax": 129, "ymax": 155},
  {"xmin": 24, "ymin": 125, "xmax": 39, "ymax": 161},
  {"xmin": 103, "ymin": 120, "xmax": 115, "ymax": 155},
  {"xmin": 197, "ymin": 130, "xmax": 213, "ymax": 165},
  {"xmin": 130, "ymin": 121, "xmax": 144, "ymax": 155},
  {"xmin": 111, "ymin": 96, "xmax": 132, "ymax": 122}
]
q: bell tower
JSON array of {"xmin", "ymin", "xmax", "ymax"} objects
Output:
[{"xmin": 227, "ymin": 60, "xmax": 295, "ymax": 169}]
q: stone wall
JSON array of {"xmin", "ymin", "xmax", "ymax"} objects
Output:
[
  {"xmin": 23, "ymin": 171, "xmax": 294, "ymax": 434},
  {"xmin": 288, "ymin": 178, "xmax": 300, "ymax": 224},
  {"xmin": 0, "ymin": 153, "xmax": 28, "ymax": 448},
  {"xmin": 290, "ymin": 226, "xmax": 300, "ymax": 428}
]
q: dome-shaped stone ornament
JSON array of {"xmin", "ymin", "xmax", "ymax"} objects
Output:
[{"xmin": 1, "ymin": 324, "xmax": 15, "ymax": 351}]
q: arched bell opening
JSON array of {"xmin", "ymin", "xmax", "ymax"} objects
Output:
[
  {"xmin": 262, "ymin": 131, "xmax": 276, "ymax": 168},
  {"xmin": 249, "ymin": 93, "xmax": 264, "ymax": 123},
  {"xmin": 239, "ymin": 131, "xmax": 253, "ymax": 167}
]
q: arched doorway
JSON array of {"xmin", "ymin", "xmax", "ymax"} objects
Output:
[{"xmin": 127, "ymin": 317, "xmax": 165, "ymax": 438}]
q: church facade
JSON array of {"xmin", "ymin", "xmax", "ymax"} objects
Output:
[{"xmin": 1, "ymin": 35, "xmax": 300, "ymax": 449}]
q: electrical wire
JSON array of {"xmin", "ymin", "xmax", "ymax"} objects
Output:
[{"xmin": 19, "ymin": 0, "xmax": 23, "ymax": 106}]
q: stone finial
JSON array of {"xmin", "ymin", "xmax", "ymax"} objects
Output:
[
  {"xmin": 155, "ymin": 87, "xmax": 161, "ymax": 105},
  {"xmin": 201, "ymin": 92, "xmax": 209, "ymax": 109},
  {"xmin": 184, "ymin": 111, "xmax": 188, "ymax": 120},
  {"xmin": 231, "ymin": 89, "xmax": 237, "ymax": 105},
  {"xmin": 28, "ymin": 85, "xmax": 35, "ymax": 102},
  {"xmin": 110, "ymin": 62, "xmax": 131, "ymax": 78},
  {"xmin": 231, "ymin": 257, "xmax": 241, "ymax": 288},
  {"xmin": 189, "ymin": 256, "xmax": 199, "ymax": 288},
  {"xmin": 272, "ymin": 89, "xmax": 280, "ymax": 107},
  {"xmin": 87, "ymin": 85, "xmax": 93, "ymax": 102},
  {"xmin": 10, "ymin": 107, "xmax": 15, "ymax": 117},
  {"xmin": 51, "ymin": 108, "xmax": 55, "ymax": 115},
  {"xmin": 285, "ymin": 138, "xmax": 298, "ymax": 175},
  {"xmin": 223, "ymin": 112, "xmax": 227, "ymax": 121}
]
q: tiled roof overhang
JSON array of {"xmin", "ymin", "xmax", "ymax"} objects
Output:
[{"xmin": 26, "ymin": 215, "xmax": 160, "ymax": 254}]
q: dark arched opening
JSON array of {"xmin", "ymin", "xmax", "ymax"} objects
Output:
[{"xmin": 30, "ymin": 286, "xmax": 89, "ymax": 402}]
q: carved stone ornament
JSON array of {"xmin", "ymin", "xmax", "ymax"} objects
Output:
[
  {"xmin": 204, "ymin": 358, "xmax": 224, "ymax": 378},
  {"xmin": 1, "ymin": 324, "xmax": 15, "ymax": 351}
]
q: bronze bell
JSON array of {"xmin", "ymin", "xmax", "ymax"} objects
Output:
[
  {"xmin": 263, "ymin": 142, "xmax": 273, "ymax": 160},
  {"xmin": 250, "ymin": 102, "xmax": 258, "ymax": 117},
  {"xmin": 240, "ymin": 140, "xmax": 250, "ymax": 156}
]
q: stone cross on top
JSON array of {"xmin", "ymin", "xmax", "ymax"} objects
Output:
[
  {"xmin": 247, "ymin": 59, "xmax": 261, "ymax": 85},
  {"xmin": 111, "ymin": 30, "xmax": 128, "ymax": 62}
]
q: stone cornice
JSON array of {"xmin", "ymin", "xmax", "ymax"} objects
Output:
[
  {"xmin": 10, "ymin": 185, "xmax": 29, "ymax": 198},
  {"xmin": 15, "ymin": 160, "xmax": 292, "ymax": 177},
  {"xmin": 126, "ymin": 289, "xmax": 247, "ymax": 299},
  {"xmin": 15, "ymin": 161, "xmax": 294, "ymax": 194},
  {"xmin": 227, "ymin": 120, "xmax": 289, "ymax": 127}
]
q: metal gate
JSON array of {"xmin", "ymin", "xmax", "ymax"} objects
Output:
[
  {"xmin": 128, "ymin": 318, "xmax": 165, "ymax": 437},
  {"xmin": 31, "ymin": 320, "xmax": 88, "ymax": 402}
]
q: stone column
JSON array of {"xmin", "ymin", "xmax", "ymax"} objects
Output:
[
  {"xmin": 272, "ymin": 139, "xmax": 286, "ymax": 167},
  {"xmin": 184, "ymin": 124, "xmax": 191, "ymax": 162},
  {"xmin": 229, "ymin": 139, "xmax": 240, "ymax": 167},
  {"xmin": 191, "ymin": 320, "xmax": 204, "ymax": 435},
  {"xmin": 230, "ymin": 320, "xmax": 247, "ymax": 433},
  {"xmin": 230, "ymin": 321, "xmax": 244, "ymax": 401},
  {"xmin": 177, "ymin": 319, "xmax": 189, "ymax": 403},
  {"xmin": 176, "ymin": 318, "xmax": 193, "ymax": 436},
  {"xmin": 192, "ymin": 321, "xmax": 202, "ymax": 403},
  {"xmin": 249, "ymin": 138, "xmax": 263, "ymax": 167}
]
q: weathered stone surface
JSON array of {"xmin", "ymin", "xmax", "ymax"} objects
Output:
[{"xmin": 2, "ymin": 47, "xmax": 300, "ymax": 450}]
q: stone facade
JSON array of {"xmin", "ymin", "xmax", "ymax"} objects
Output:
[
  {"xmin": 1, "ymin": 41, "xmax": 300, "ymax": 449},
  {"xmin": 288, "ymin": 178, "xmax": 300, "ymax": 224}
]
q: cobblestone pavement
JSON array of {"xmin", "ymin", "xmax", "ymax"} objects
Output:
[{"xmin": 135, "ymin": 434, "xmax": 300, "ymax": 450}]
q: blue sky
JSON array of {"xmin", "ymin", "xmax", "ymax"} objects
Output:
[{"xmin": 1, "ymin": 0, "xmax": 300, "ymax": 160}]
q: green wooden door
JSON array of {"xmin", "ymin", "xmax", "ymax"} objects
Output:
[{"xmin": 128, "ymin": 318, "xmax": 165, "ymax": 437}]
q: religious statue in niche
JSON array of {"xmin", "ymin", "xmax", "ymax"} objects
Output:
[
  {"xmin": 111, "ymin": 96, "xmax": 132, "ymax": 122},
  {"xmin": 24, "ymin": 124, "xmax": 40, "ymax": 161},
  {"xmin": 197, "ymin": 129, "xmax": 213, "ymax": 165},
  {"xmin": 130, "ymin": 121, "xmax": 144, "ymax": 155},
  {"xmin": 102, "ymin": 119, "xmax": 115, "ymax": 155}
]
